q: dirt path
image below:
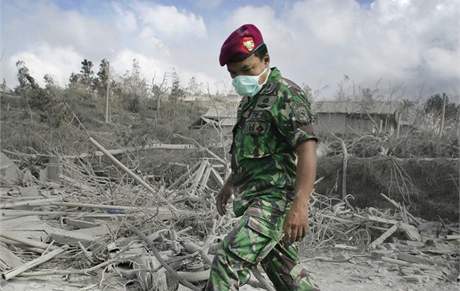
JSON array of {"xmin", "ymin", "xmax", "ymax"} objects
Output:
[
  {"xmin": 3, "ymin": 256, "xmax": 458, "ymax": 291},
  {"xmin": 302, "ymin": 258, "xmax": 458, "ymax": 291}
]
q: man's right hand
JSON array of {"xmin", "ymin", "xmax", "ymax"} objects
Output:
[{"xmin": 216, "ymin": 183, "xmax": 232, "ymax": 216}]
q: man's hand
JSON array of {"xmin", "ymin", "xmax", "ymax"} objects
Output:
[
  {"xmin": 216, "ymin": 183, "xmax": 232, "ymax": 215},
  {"xmin": 283, "ymin": 197, "xmax": 309, "ymax": 242}
]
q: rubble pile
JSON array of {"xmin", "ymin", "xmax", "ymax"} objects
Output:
[{"xmin": 0, "ymin": 144, "xmax": 458, "ymax": 290}]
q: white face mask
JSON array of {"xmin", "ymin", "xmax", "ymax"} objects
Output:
[{"xmin": 232, "ymin": 66, "xmax": 269, "ymax": 97}]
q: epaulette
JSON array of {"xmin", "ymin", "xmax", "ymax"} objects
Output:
[{"xmin": 281, "ymin": 77, "xmax": 304, "ymax": 96}]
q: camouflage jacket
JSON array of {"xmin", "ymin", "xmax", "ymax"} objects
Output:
[{"xmin": 230, "ymin": 67, "xmax": 318, "ymax": 215}]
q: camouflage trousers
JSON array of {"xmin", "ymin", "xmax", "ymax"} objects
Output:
[{"xmin": 205, "ymin": 199, "xmax": 319, "ymax": 291}]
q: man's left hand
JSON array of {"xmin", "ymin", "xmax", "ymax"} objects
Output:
[{"xmin": 283, "ymin": 198, "xmax": 309, "ymax": 243}]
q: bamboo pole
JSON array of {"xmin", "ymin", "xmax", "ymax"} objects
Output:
[{"xmin": 89, "ymin": 137, "xmax": 177, "ymax": 213}]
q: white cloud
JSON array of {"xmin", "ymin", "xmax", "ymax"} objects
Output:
[
  {"xmin": 424, "ymin": 47, "xmax": 460, "ymax": 79},
  {"xmin": 6, "ymin": 44, "xmax": 83, "ymax": 86},
  {"xmin": 2, "ymin": 0, "xmax": 459, "ymax": 98},
  {"xmin": 3, "ymin": 1, "xmax": 119, "ymax": 58},
  {"xmin": 226, "ymin": 0, "xmax": 460, "ymax": 97},
  {"xmin": 132, "ymin": 2, "xmax": 207, "ymax": 41},
  {"xmin": 112, "ymin": 2, "xmax": 138, "ymax": 33}
]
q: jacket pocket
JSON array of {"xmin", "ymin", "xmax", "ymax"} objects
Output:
[{"xmin": 239, "ymin": 110, "xmax": 274, "ymax": 158}]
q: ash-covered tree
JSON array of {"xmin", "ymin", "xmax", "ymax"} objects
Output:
[
  {"xmin": 15, "ymin": 61, "xmax": 48, "ymax": 110},
  {"xmin": 43, "ymin": 74, "xmax": 56, "ymax": 90},
  {"xmin": 15, "ymin": 60, "xmax": 39, "ymax": 93},
  {"xmin": 0, "ymin": 78, "xmax": 11, "ymax": 93},
  {"xmin": 94, "ymin": 58, "xmax": 110, "ymax": 97},
  {"xmin": 424, "ymin": 93, "xmax": 459, "ymax": 135},
  {"xmin": 118, "ymin": 59, "xmax": 149, "ymax": 112},
  {"xmin": 13, "ymin": 61, "xmax": 64, "ymax": 125},
  {"xmin": 169, "ymin": 69, "xmax": 185, "ymax": 102},
  {"xmin": 80, "ymin": 59, "xmax": 95, "ymax": 88},
  {"xmin": 186, "ymin": 76, "xmax": 203, "ymax": 96},
  {"xmin": 68, "ymin": 59, "xmax": 96, "ymax": 92}
]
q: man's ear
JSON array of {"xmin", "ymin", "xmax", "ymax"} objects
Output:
[{"xmin": 263, "ymin": 54, "xmax": 270, "ymax": 65}]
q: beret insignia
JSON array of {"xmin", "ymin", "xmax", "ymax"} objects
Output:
[{"xmin": 242, "ymin": 36, "xmax": 255, "ymax": 52}]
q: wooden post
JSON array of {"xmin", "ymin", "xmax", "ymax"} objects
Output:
[
  {"xmin": 105, "ymin": 62, "xmax": 111, "ymax": 123},
  {"xmin": 439, "ymin": 94, "xmax": 446, "ymax": 136}
]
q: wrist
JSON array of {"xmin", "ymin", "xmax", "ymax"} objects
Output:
[
  {"xmin": 293, "ymin": 196, "xmax": 309, "ymax": 208},
  {"xmin": 293, "ymin": 189, "xmax": 313, "ymax": 205}
]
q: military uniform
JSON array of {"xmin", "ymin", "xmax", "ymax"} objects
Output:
[{"xmin": 205, "ymin": 67, "xmax": 320, "ymax": 291}]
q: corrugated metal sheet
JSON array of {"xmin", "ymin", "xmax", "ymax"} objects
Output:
[{"xmin": 313, "ymin": 101, "xmax": 400, "ymax": 114}]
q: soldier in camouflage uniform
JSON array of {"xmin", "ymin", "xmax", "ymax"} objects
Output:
[{"xmin": 205, "ymin": 24, "xmax": 320, "ymax": 291}]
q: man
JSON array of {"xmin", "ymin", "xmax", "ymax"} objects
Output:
[{"xmin": 205, "ymin": 24, "xmax": 320, "ymax": 291}]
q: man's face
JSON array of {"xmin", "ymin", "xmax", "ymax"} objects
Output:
[{"xmin": 227, "ymin": 54, "xmax": 270, "ymax": 81}]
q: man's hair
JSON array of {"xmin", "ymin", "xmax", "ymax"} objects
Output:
[
  {"xmin": 253, "ymin": 43, "xmax": 268, "ymax": 60},
  {"xmin": 228, "ymin": 43, "xmax": 268, "ymax": 63}
]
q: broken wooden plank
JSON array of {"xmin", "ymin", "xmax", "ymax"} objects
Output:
[
  {"xmin": 168, "ymin": 162, "xmax": 201, "ymax": 190},
  {"xmin": 18, "ymin": 186, "xmax": 40, "ymax": 197},
  {"xmin": 89, "ymin": 137, "xmax": 177, "ymax": 213},
  {"xmin": 0, "ymin": 198, "xmax": 61, "ymax": 209},
  {"xmin": 397, "ymin": 253, "xmax": 434, "ymax": 266},
  {"xmin": 45, "ymin": 227, "xmax": 100, "ymax": 247},
  {"xmin": 0, "ymin": 215, "xmax": 46, "ymax": 229},
  {"xmin": 62, "ymin": 217, "xmax": 101, "ymax": 229},
  {"xmin": 381, "ymin": 256, "xmax": 436, "ymax": 270},
  {"xmin": 334, "ymin": 244, "xmax": 359, "ymax": 251},
  {"xmin": 0, "ymin": 243, "xmax": 23, "ymax": 270},
  {"xmin": 358, "ymin": 214, "xmax": 399, "ymax": 225},
  {"xmin": 2, "ymin": 247, "xmax": 65, "ymax": 280},
  {"xmin": 0, "ymin": 232, "xmax": 53, "ymax": 251},
  {"xmin": 198, "ymin": 163, "xmax": 212, "ymax": 192},
  {"xmin": 380, "ymin": 193, "xmax": 420, "ymax": 225},
  {"xmin": 0, "ymin": 207, "xmax": 191, "ymax": 220},
  {"xmin": 210, "ymin": 168, "xmax": 224, "ymax": 187},
  {"xmin": 190, "ymin": 161, "xmax": 207, "ymax": 195},
  {"xmin": 176, "ymin": 270, "xmax": 209, "ymax": 283},
  {"xmin": 445, "ymin": 234, "xmax": 460, "ymax": 241},
  {"xmin": 0, "ymin": 152, "xmax": 20, "ymax": 184},
  {"xmin": 71, "ymin": 224, "xmax": 112, "ymax": 237},
  {"xmin": 369, "ymin": 224, "xmax": 399, "ymax": 249},
  {"xmin": 126, "ymin": 223, "xmax": 200, "ymax": 291}
]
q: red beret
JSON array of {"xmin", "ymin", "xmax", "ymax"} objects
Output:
[{"xmin": 219, "ymin": 24, "xmax": 264, "ymax": 66}]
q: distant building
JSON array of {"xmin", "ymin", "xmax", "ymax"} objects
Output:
[
  {"xmin": 313, "ymin": 100, "xmax": 402, "ymax": 134},
  {"xmin": 192, "ymin": 99, "xmax": 410, "ymax": 136},
  {"xmin": 190, "ymin": 101, "xmax": 239, "ymax": 137}
]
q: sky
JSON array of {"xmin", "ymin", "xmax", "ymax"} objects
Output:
[{"xmin": 1, "ymin": 0, "xmax": 459, "ymax": 99}]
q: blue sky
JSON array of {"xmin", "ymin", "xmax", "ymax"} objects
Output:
[{"xmin": 2, "ymin": 0, "xmax": 459, "ymax": 98}]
